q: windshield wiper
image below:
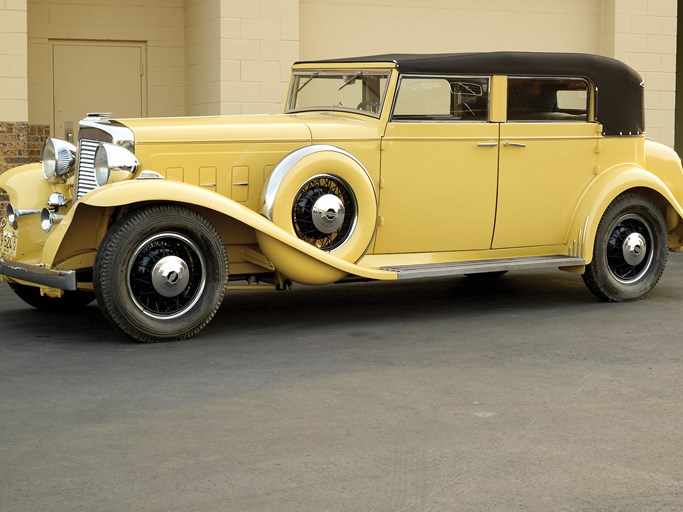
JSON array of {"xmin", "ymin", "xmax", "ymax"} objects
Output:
[
  {"xmin": 338, "ymin": 71, "xmax": 364, "ymax": 91},
  {"xmin": 297, "ymin": 71, "xmax": 320, "ymax": 93}
]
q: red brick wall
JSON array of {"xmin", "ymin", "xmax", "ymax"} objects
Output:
[
  {"xmin": 0, "ymin": 122, "xmax": 50, "ymax": 208},
  {"xmin": 0, "ymin": 122, "xmax": 50, "ymax": 174}
]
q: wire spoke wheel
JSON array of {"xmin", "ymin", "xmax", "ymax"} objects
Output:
[
  {"xmin": 292, "ymin": 174, "xmax": 357, "ymax": 250},
  {"xmin": 582, "ymin": 193, "xmax": 667, "ymax": 302},
  {"xmin": 128, "ymin": 232, "xmax": 206, "ymax": 319},
  {"xmin": 605, "ymin": 214, "xmax": 653, "ymax": 283},
  {"xmin": 95, "ymin": 205, "xmax": 227, "ymax": 342}
]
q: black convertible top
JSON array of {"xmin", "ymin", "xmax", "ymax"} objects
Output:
[{"xmin": 298, "ymin": 52, "xmax": 644, "ymax": 136}]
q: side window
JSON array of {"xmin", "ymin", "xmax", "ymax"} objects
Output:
[
  {"xmin": 507, "ymin": 77, "xmax": 589, "ymax": 122},
  {"xmin": 393, "ymin": 76, "xmax": 489, "ymax": 121}
]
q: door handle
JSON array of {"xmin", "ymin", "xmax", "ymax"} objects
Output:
[
  {"xmin": 477, "ymin": 142, "xmax": 498, "ymax": 147},
  {"xmin": 503, "ymin": 141, "xmax": 526, "ymax": 148}
]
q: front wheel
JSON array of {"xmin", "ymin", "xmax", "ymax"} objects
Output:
[
  {"xmin": 94, "ymin": 205, "xmax": 228, "ymax": 342},
  {"xmin": 582, "ymin": 193, "xmax": 668, "ymax": 302}
]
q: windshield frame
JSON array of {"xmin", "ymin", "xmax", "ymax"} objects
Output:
[{"xmin": 285, "ymin": 69, "xmax": 393, "ymax": 119}]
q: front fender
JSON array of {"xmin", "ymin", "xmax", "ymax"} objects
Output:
[
  {"xmin": 43, "ymin": 180, "xmax": 396, "ymax": 283},
  {"xmin": 567, "ymin": 164, "xmax": 683, "ymax": 263},
  {"xmin": 0, "ymin": 163, "xmax": 58, "ymax": 263},
  {"xmin": 0, "ymin": 163, "xmax": 53, "ymax": 210}
]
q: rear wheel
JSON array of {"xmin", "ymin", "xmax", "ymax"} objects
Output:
[
  {"xmin": 583, "ymin": 193, "xmax": 668, "ymax": 302},
  {"xmin": 94, "ymin": 205, "xmax": 228, "ymax": 342}
]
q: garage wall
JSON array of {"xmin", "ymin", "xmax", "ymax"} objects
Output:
[
  {"xmin": 602, "ymin": 0, "xmax": 678, "ymax": 146},
  {"xmin": 186, "ymin": 0, "xmax": 221, "ymax": 115},
  {"xmin": 0, "ymin": 1, "xmax": 28, "ymax": 123},
  {"xmin": 27, "ymin": 0, "xmax": 186, "ymax": 130},
  {"xmin": 299, "ymin": 0, "xmax": 602, "ymax": 60}
]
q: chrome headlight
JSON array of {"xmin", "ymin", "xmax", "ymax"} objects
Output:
[
  {"xmin": 42, "ymin": 138, "xmax": 77, "ymax": 182},
  {"xmin": 94, "ymin": 142, "xmax": 140, "ymax": 187}
]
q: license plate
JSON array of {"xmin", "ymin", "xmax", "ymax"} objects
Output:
[{"xmin": 1, "ymin": 230, "xmax": 17, "ymax": 259}]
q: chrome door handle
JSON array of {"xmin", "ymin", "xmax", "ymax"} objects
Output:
[
  {"xmin": 503, "ymin": 141, "xmax": 526, "ymax": 148},
  {"xmin": 477, "ymin": 142, "xmax": 498, "ymax": 147}
]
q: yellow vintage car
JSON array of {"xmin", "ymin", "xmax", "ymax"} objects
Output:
[{"xmin": 2, "ymin": 52, "xmax": 683, "ymax": 342}]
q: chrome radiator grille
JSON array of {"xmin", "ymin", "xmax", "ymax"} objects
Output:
[{"xmin": 76, "ymin": 139, "xmax": 100, "ymax": 199}]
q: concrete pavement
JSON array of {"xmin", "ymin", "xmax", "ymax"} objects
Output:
[{"xmin": 1, "ymin": 255, "xmax": 681, "ymax": 511}]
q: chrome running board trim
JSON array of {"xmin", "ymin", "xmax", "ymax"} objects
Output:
[{"xmin": 380, "ymin": 256, "xmax": 585, "ymax": 280}]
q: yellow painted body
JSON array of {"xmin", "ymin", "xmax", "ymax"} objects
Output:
[{"xmin": 2, "ymin": 62, "xmax": 683, "ymax": 293}]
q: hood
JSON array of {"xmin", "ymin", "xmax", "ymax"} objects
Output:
[{"xmin": 117, "ymin": 114, "xmax": 312, "ymax": 144}]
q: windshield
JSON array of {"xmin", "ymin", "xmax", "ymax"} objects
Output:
[{"xmin": 286, "ymin": 70, "xmax": 392, "ymax": 118}]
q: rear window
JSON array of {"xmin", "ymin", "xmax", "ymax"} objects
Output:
[{"xmin": 507, "ymin": 77, "xmax": 589, "ymax": 122}]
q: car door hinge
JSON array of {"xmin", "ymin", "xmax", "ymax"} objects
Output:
[{"xmin": 377, "ymin": 216, "xmax": 385, "ymax": 227}]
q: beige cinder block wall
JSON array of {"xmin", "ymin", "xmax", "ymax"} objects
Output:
[
  {"xmin": 217, "ymin": 0, "xmax": 299, "ymax": 116},
  {"xmin": 602, "ymin": 0, "xmax": 678, "ymax": 147},
  {"xmin": 0, "ymin": 1, "xmax": 28, "ymax": 123},
  {"xmin": 186, "ymin": 0, "xmax": 221, "ymax": 115},
  {"xmin": 27, "ymin": 0, "xmax": 186, "ymax": 129},
  {"xmin": 185, "ymin": 0, "xmax": 300, "ymax": 116}
]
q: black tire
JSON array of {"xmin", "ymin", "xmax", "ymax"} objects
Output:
[
  {"xmin": 94, "ymin": 205, "xmax": 228, "ymax": 342},
  {"xmin": 582, "ymin": 193, "xmax": 668, "ymax": 302},
  {"xmin": 8, "ymin": 282, "xmax": 95, "ymax": 310}
]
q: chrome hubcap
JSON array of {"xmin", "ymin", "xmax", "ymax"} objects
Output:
[
  {"xmin": 311, "ymin": 194, "xmax": 346, "ymax": 234},
  {"xmin": 292, "ymin": 174, "xmax": 357, "ymax": 251},
  {"xmin": 127, "ymin": 232, "xmax": 206, "ymax": 319},
  {"xmin": 606, "ymin": 214, "xmax": 653, "ymax": 283},
  {"xmin": 622, "ymin": 232, "xmax": 647, "ymax": 266},
  {"xmin": 151, "ymin": 256, "xmax": 190, "ymax": 298}
]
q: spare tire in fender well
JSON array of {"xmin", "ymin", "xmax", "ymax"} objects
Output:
[{"xmin": 258, "ymin": 145, "xmax": 378, "ymax": 285}]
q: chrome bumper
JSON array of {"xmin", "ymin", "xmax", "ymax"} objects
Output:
[{"xmin": 0, "ymin": 258, "xmax": 77, "ymax": 291}]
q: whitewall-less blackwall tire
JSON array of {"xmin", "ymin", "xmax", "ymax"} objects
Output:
[
  {"xmin": 582, "ymin": 193, "xmax": 668, "ymax": 302},
  {"xmin": 94, "ymin": 205, "xmax": 228, "ymax": 342}
]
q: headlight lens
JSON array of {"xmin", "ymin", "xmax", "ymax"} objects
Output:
[
  {"xmin": 94, "ymin": 143, "xmax": 140, "ymax": 187},
  {"xmin": 41, "ymin": 138, "xmax": 77, "ymax": 182},
  {"xmin": 94, "ymin": 145, "xmax": 111, "ymax": 187}
]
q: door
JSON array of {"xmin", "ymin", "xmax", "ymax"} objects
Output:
[
  {"xmin": 375, "ymin": 75, "xmax": 499, "ymax": 254},
  {"xmin": 52, "ymin": 41, "xmax": 146, "ymax": 142},
  {"xmin": 492, "ymin": 77, "xmax": 598, "ymax": 249}
]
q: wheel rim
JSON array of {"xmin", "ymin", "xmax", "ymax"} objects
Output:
[
  {"xmin": 292, "ymin": 174, "xmax": 357, "ymax": 250},
  {"xmin": 605, "ymin": 214, "xmax": 654, "ymax": 284},
  {"xmin": 127, "ymin": 232, "xmax": 206, "ymax": 319}
]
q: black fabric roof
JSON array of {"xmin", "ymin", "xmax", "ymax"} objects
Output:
[{"xmin": 298, "ymin": 52, "xmax": 644, "ymax": 136}]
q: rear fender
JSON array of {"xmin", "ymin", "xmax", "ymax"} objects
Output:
[
  {"xmin": 567, "ymin": 165, "xmax": 683, "ymax": 263},
  {"xmin": 42, "ymin": 180, "xmax": 396, "ymax": 283}
]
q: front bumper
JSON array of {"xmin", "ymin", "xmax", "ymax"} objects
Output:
[{"xmin": 0, "ymin": 258, "xmax": 76, "ymax": 291}]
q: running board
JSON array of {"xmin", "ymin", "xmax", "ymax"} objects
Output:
[{"xmin": 379, "ymin": 256, "xmax": 585, "ymax": 280}]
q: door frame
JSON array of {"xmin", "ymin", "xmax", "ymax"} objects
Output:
[{"xmin": 49, "ymin": 39, "xmax": 148, "ymax": 138}]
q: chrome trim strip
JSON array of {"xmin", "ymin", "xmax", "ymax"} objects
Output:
[
  {"xmin": 381, "ymin": 255, "xmax": 585, "ymax": 280},
  {"xmin": 0, "ymin": 258, "xmax": 77, "ymax": 291},
  {"xmin": 261, "ymin": 144, "xmax": 377, "ymax": 221},
  {"xmin": 78, "ymin": 118, "xmax": 135, "ymax": 146}
]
